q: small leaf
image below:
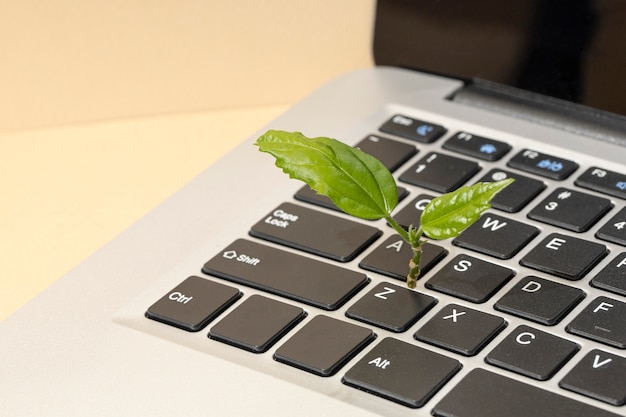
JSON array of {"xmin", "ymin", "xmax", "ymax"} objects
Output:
[
  {"xmin": 255, "ymin": 130, "xmax": 398, "ymax": 220},
  {"xmin": 420, "ymin": 179, "xmax": 514, "ymax": 239}
]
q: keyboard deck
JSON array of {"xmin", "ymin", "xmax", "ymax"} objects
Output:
[{"xmin": 138, "ymin": 112, "xmax": 626, "ymax": 416}]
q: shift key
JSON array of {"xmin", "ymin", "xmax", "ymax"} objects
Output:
[{"xmin": 250, "ymin": 202, "xmax": 382, "ymax": 262}]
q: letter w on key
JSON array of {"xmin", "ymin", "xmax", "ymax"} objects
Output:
[{"xmin": 482, "ymin": 217, "xmax": 507, "ymax": 231}]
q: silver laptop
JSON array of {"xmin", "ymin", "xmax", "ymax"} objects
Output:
[{"xmin": 3, "ymin": 1, "xmax": 626, "ymax": 416}]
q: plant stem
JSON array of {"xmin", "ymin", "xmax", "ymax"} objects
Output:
[{"xmin": 384, "ymin": 215, "xmax": 425, "ymax": 288}]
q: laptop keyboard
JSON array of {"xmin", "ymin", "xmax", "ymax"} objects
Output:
[{"xmin": 142, "ymin": 112, "xmax": 626, "ymax": 416}]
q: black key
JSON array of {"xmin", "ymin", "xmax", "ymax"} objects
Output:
[
  {"xmin": 433, "ymin": 368, "xmax": 621, "ymax": 417},
  {"xmin": 343, "ymin": 337, "xmax": 461, "ymax": 408},
  {"xmin": 346, "ymin": 282, "xmax": 437, "ymax": 332},
  {"xmin": 146, "ymin": 276, "xmax": 241, "ymax": 332},
  {"xmin": 359, "ymin": 234, "xmax": 446, "ymax": 281},
  {"xmin": 591, "ymin": 252, "xmax": 626, "ymax": 296},
  {"xmin": 528, "ymin": 188, "xmax": 612, "ymax": 232},
  {"xmin": 273, "ymin": 315, "xmax": 375, "ymax": 377},
  {"xmin": 202, "ymin": 239, "xmax": 368, "ymax": 310},
  {"xmin": 566, "ymin": 296, "xmax": 626, "ymax": 349},
  {"xmin": 354, "ymin": 134, "xmax": 418, "ymax": 172},
  {"xmin": 414, "ymin": 304, "xmax": 506, "ymax": 356},
  {"xmin": 596, "ymin": 207, "xmax": 626, "ymax": 246},
  {"xmin": 508, "ymin": 149, "xmax": 578, "ymax": 180},
  {"xmin": 399, "ymin": 151, "xmax": 480, "ymax": 193},
  {"xmin": 495, "ymin": 276, "xmax": 585, "ymax": 325},
  {"xmin": 392, "ymin": 193, "xmax": 436, "ymax": 230},
  {"xmin": 477, "ymin": 169, "xmax": 545, "ymax": 212},
  {"xmin": 425, "ymin": 254, "xmax": 516, "ymax": 303},
  {"xmin": 485, "ymin": 325, "xmax": 579, "ymax": 381},
  {"xmin": 294, "ymin": 185, "xmax": 409, "ymax": 213},
  {"xmin": 443, "ymin": 131, "xmax": 511, "ymax": 161},
  {"xmin": 453, "ymin": 213, "xmax": 539, "ymax": 259},
  {"xmin": 576, "ymin": 166, "xmax": 626, "ymax": 199},
  {"xmin": 520, "ymin": 233, "xmax": 608, "ymax": 280},
  {"xmin": 249, "ymin": 202, "xmax": 381, "ymax": 262},
  {"xmin": 560, "ymin": 349, "xmax": 626, "ymax": 406},
  {"xmin": 379, "ymin": 114, "xmax": 446, "ymax": 143},
  {"xmin": 208, "ymin": 295, "xmax": 306, "ymax": 353}
]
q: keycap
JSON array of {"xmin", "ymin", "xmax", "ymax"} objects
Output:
[
  {"xmin": 477, "ymin": 169, "xmax": 545, "ymax": 212},
  {"xmin": 452, "ymin": 213, "xmax": 539, "ymax": 259},
  {"xmin": 485, "ymin": 325, "xmax": 579, "ymax": 380},
  {"xmin": 495, "ymin": 276, "xmax": 585, "ymax": 325},
  {"xmin": 520, "ymin": 233, "xmax": 608, "ymax": 280},
  {"xmin": 507, "ymin": 149, "xmax": 578, "ymax": 180},
  {"xmin": 591, "ymin": 252, "xmax": 626, "ymax": 296},
  {"xmin": 208, "ymin": 295, "xmax": 306, "ymax": 353},
  {"xmin": 353, "ymin": 134, "xmax": 418, "ymax": 172},
  {"xmin": 146, "ymin": 276, "xmax": 241, "ymax": 332},
  {"xmin": 432, "ymin": 368, "xmax": 621, "ymax": 417},
  {"xmin": 294, "ymin": 185, "xmax": 409, "ymax": 214},
  {"xmin": 273, "ymin": 315, "xmax": 375, "ymax": 377},
  {"xmin": 566, "ymin": 296, "xmax": 626, "ymax": 348},
  {"xmin": 343, "ymin": 337, "xmax": 461, "ymax": 408},
  {"xmin": 359, "ymin": 234, "xmax": 447, "ymax": 281},
  {"xmin": 414, "ymin": 304, "xmax": 506, "ymax": 356},
  {"xmin": 442, "ymin": 131, "xmax": 511, "ymax": 161},
  {"xmin": 379, "ymin": 114, "xmax": 446, "ymax": 143},
  {"xmin": 202, "ymin": 239, "xmax": 368, "ymax": 310},
  {"xmin": 249, "ymin": 202, "xmax": 381, "ymax": 262},
  {"xmin": 346, "ymin": 282, "xmax": 437, "ymax": 332},
  {"xmin": 392, "ymin": 193, "xmax": 436, "ymax": 230},
  {"xmin": 527, "ymin": 188, "xmax": 612, "ymax": 232},
  {"xmin": 596, "ymin": 207, "xmax": 626, "ymax": 246},
  {"xmin": 576, "ymin": 166, "xmax": 626, "ymax": 199},
  {"xmin": 425, "ymin": 254, "xmax": 515, "ymax": 303},
  {"xmin": 560, "ymin": 349, "xmax": 626, "ymax": 406},
  {"xmin": 399, "ymin": 151, "xmax": 480, "ymax": 193}
]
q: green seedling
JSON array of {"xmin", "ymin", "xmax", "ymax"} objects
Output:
[{"xmin": 255, "ymin": 130, "xmax": 513, "ymax": 288}]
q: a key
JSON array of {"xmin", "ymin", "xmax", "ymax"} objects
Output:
[
  {"xmin": 477, "ymin": 169, "xmax": 545, "ymax": 213},
  {"xmin": 442, "ymin": 131, "xmax": 511, "ymax": 161},
  {"xmin": 379, "ymin": 114, "xmax": 446, "ymax": 143},
  {"xmin": 208, "ymin": 295, "xmax": 306, "ymax": 353},
  {"xmin": 346, "ymin": 282, "xmax": 437, "ymax": 332},
  {"xmin": 414, "ymin": 304, "xmax": 506, "ymax": 356},
  {"xmin": 560, "ymin": 349, "xmax": 626, "ymax": 406},
  {"xmin": 294, "ymin": 184, "xmax": 409, "ymax": 213},
  {"xmin": 433, "ymin": 368, "xmax": 621, "ymax": 417},
  {"xmin": 273, "ymin": 315, "xmax": 375, "ymax": 377},
  {"xmin": 576, "ymin": 166, "xmax": 626, "ymax": 199},
  {"xmin": 399, "ymin": 152, "xmax": 480, "ymax": 193},
  {"xmin": 566, "ymin": 296, "xmax": 626, "ymax": 349},
  {"xmin": 520, "ymin": 233, "xmax": 608, "ymax": 280},
  {"xmin": 485, "ymin": 325, "xmax": 579, "ymax": 380},
  {"xmin": 353, "ymin": 134, "xmax": 418, "ymax": 172},
  {"xmin": 452, "ymin": 213, "xmax": 539, "ymax": 259},
  {"xmin": 249, "ymin": 202, "xmax": 381, "ymax": 262},
  {"xmin": 527, "ymin": 188, "xmax": 612, "ymax": 232},
  {"xmin": 146, "ymin": 276, "xmax": 242, "ymax": 332},
  {"xmin": 425, "ymin": 254, "xmax": 516, "ymax": 303},
  {"xmin": 202, "ymin": 239, "xmax": 368, "ymax": 310},
  {"xmin": 494, "ymin": 276, "xmax": 585, "ymax": 325},
  {"xmin": 343, "ymin": 337, "xmax": 461, "ymax": 408},
  {"xmin": 392, "ymin": 193, "xmax": 436, "ymax": 230},
  {"xmin": 591, "ymin": 252, "xmax": 626, "ymax": 296},
  {"xmin": 359, "ymin": 234, "xmax": 447, "ymax": 281},
  {"xmin": 596, "ymin": 207, "xmax": 626, "ymax": 246},
  {"xmin": 507, "ymin": 149, "xmax": 578, "ymax": 180}
]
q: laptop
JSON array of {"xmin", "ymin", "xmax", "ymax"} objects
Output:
[{"xmin": 3, "ymin": 1, "xmax": 626, "ymax": 416}]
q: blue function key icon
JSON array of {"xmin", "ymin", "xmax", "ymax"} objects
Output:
[
  {"xmin": 575, "ymin": 167, "xmax": 626, "ymax": 199},
  {"xmin": 508, "ymin": 149, "xmax": 578, "ymax": 180},
  {"xmin": 443, "ymin": 131, "xmax": 511, "ymax": 161},
  {"xmin": 379, "ymin": 114, "xmax": 446, "ymax": 143}
]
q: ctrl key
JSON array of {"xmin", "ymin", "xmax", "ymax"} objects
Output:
[{"xmin": 146, "ymin": 276, "xmax": 242, "ymax": 332}]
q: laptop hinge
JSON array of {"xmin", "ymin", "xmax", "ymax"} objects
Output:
[{"xmin": 451, "ymin": 81, "xmax": 626, "ymax": 147}]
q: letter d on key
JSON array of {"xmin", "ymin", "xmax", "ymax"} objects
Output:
[{"xmin": 522, "ymin": 281, "xmax": 542, "ymax": 293}]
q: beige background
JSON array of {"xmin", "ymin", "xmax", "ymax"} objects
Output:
[{"xmin": 0, "ymin": 0, "xmax": 374, "ymax": 321}]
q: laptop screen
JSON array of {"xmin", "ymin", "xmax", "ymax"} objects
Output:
[{"xmin": 374, "ymin": 0, "xmax": 626, "ymax": 118}]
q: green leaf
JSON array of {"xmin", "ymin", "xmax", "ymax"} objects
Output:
[
  {"xmin": 255, "ymin": 130, "xmax": 398, "ymax": 220},
  {"xmin": 420, "ymin": 179, "xmax": 514, "ymax": 239}
]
